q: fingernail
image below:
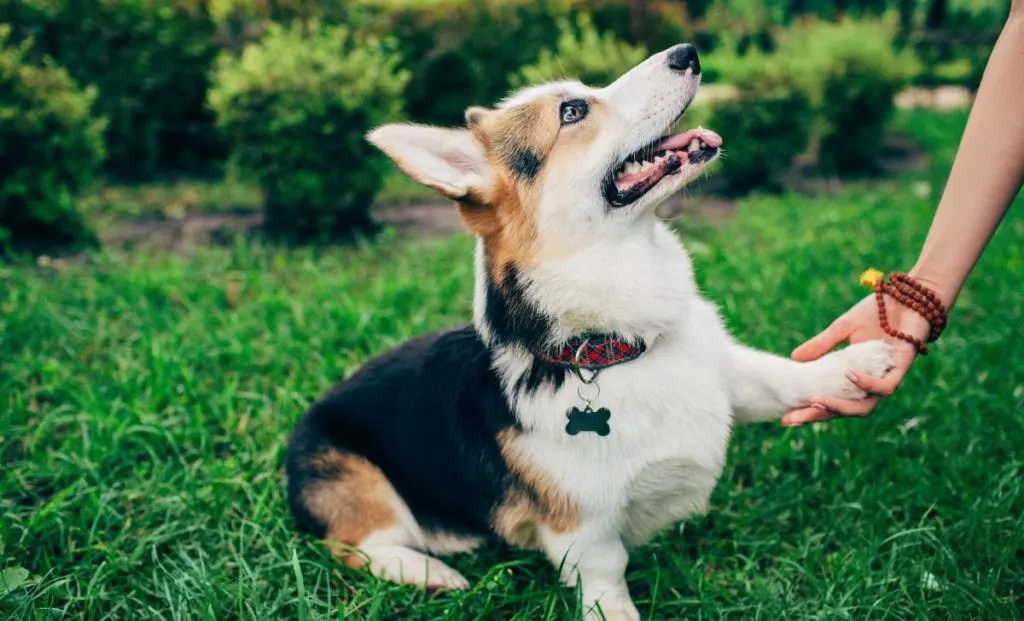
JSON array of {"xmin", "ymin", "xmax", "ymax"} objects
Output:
[
  {"xmin": 812, "ymin": 403, "xmax": 828, "ymax": 411},
  {"xmin": 846, "ymin": 371, "xmax": 859, "ymax": 382}
]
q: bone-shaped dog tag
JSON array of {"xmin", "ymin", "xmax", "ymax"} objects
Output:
[{"xmin": 565, "ymin": 406, "xmax": 611, "ymax": 436}]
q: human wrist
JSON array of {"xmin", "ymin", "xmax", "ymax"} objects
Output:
[
  {"xmin": 864, "ymin": 270, "xmax": 949, "ymax": 354},
  {"xmin": 907, "ymin": 265, "xmax": 959, "ymax": 310}
]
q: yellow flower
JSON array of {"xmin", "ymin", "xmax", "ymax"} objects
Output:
[{"xmin": 859, "ymin": 268, "xmax": 884, "ymax": 288}]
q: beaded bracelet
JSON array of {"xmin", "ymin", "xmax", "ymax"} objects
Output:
[{"xmin": 859, "ymin": 269, "xmax": 948, "ymax": 355}]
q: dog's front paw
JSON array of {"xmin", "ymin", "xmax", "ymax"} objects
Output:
[{"xmin": 821, "ymin": 340, "xmax": 895, "ymax": 400}]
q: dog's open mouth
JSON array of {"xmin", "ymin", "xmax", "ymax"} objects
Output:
[{"xmin": 604, "ymin": 128, "xmax": 722, "ymax": 207}]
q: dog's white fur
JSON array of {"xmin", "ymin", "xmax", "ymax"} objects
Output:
[{"xmin": 368, "ymin": 47, "xmax": 894, "ymax": 620}]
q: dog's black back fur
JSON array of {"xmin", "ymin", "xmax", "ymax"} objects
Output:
[{"xmin": 286, "ymin": 325, "xmax": 518, "ymax": 538}]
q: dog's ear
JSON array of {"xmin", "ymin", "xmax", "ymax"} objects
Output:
[
  {"xmin": 464, "ymin": 106, "xmax": 491, "ymax": 128},
  {"xmin": 367, "ymin": 124, "xmax": 493, "ymax": 201}
]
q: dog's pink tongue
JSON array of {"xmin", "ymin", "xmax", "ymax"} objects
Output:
[
  {"xmin": 613, "ymin": 155, "xmax": 679, "ymax": 192},
  {"xmin": 614, "ymin": 167, "xmax": 657, "ymax": 192}
]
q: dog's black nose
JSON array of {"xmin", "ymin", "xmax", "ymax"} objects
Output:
[{"xmin": 667, "ymin": 44, "xmax": 700, "ymax": 75}]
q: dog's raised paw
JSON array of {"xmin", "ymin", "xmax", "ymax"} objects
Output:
[
  {"xmin": 844, "ymin": 340, "xmax": 895, "ymax": 378},
  {"xmin": 829, "ymin": 340, "xmax": 895, "ymax": 399}
]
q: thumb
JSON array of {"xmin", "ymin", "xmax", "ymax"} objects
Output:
[{"xmin": 791, "ymin": 320, "xmax": 849, "ymax": 362}]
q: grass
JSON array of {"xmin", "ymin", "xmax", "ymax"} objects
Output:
[{"xmin": 2, "ymin": 109, "xmax": 1022, "ymax": 620}]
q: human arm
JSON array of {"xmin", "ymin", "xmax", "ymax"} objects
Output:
[{"xmin": 782, "ymin": 2, "xmax": 1024, "ymax": 426}]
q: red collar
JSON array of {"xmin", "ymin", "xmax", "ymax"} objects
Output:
[{"xmin": 541, "ymin": 333, "xmax": 647, "ymax": 370}]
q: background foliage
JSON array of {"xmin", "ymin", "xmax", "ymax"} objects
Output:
[
  {"xmin": 0, "ymin": 26, "xmax": 105, "ymax": 251},
  {"xmin": 0, "ymin": 0, "xmax": 1008, "ymax": 251},
  {"xmin": 208, "ymin": 21, "xmax": 408, "ymax": 241},
  {"xmin": 510, "ymin": 13, "xmax": 648, "ymax": 88},
  {"xmin": 778, "ymin": 18, "xmax": 922, "ymax": 174},
  {"xmin": 0, "ymin": 0, "xmax": 220, "ymax": 180}
]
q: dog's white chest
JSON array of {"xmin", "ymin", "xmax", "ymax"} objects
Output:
[{"xmin": 509, "ymin": 336, "xmax": 734, "ymax": 539}]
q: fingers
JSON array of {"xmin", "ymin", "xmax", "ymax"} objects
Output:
[
  {"xmin": 781, "ymin": 406, "xmax": 837, "ymax": 426},
  {"xmin": 782, "ymin": 363, "xmax": 906, "ymax": 426},
  {"xmin": 781, "ymin": 395, "xmax": 880, "ymax": 426},
  {"xmin": 847, "ymin": 350, "xmax": 913, "ymax": 397},
  {"xmin": 791, "ymin": 319, "xmax": 850, "ymax": 363},
  {"xmin": 807, "ymin": 394, "xmax": 880, "ymax": 416},
  {"xmin": 846, "ymin": 370, "xmax": 901, "ymax": 398}
]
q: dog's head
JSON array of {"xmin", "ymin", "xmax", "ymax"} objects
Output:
[{"xmin": 371, "ymin": 44, "xmax": 718, "ymax": 272}]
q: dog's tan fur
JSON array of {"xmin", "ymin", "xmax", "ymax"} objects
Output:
[
  {"xmin": 300, "ymin": 449, "xmax": 398, "ymax": 567},
  {"xmin": 460, "ymin": 95, "xmax": 609, "ymax": 283},
  {"xmin": 491, "ymin": 429, "xmax": 582, "ymax": 548}
]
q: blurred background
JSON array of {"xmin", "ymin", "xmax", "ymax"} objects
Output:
[{"xmin": 0, "ymin": 0, "xmax": 1008, "ymax": 251}]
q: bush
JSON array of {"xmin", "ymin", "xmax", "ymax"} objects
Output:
[
  {"xmin": 509, "ymin": 13, "xmax": 648, "ymax": 88},
  {"xmin": 779, "ymin": 18, "xmax": 920, "ymax": 175},
  {"xmin": 2, "ymin": 0, "xmax": 220, "ymax": 179},
  {"xmin": 703, "ymin": 52, "xmax": 813, "ymax": 193},
  {"xmin": 585, "ymin": 0, "xmax": 694, "ymax": 53},
  {"xmin": 360, "ymin": 0, "xmax": 566, "ymax": 125},
  {"xmin": 0, "ymin": 26, "xmax": 105, "ymax": 251},
  {"xmin": 208, "ymin": 21, "xmax": 409, "ymax": 241}
]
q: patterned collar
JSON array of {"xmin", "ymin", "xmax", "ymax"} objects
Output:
[{"xmin": 540, "ymin": 333, "xmax": 648, "ymax": 370}]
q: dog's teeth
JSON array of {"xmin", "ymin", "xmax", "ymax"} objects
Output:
[
  {"xmin": 687, "ymin": 139, "xmax": 700, "ymax": 153},
  {"xmin": 654, "ymin": 155, "xmax": 664, "ymax": 164},
  {"xmin": 699, "ymin": 140, "xmax": 708, "ymax": 149},
  {"xmin": 625, "ymin": 161, "xmax": 640, "ymax": 174}
]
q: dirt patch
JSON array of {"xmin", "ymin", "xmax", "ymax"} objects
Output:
[
  {"xmin": 101, "ymin": 212, "xmax": 264, "ymax": 252},
  {"xmin": 98, "ymin": 204, "xmax": 468, "ymax": 252},
  {"xmin": 895, "ymin": 86, "xmax": 973, "ymax": 110},
  {"xmin": 374, "ymin": 202, "xmax": 466, "ymax": 239}
]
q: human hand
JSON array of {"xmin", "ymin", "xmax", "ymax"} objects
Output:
[{"xmin": 781, "ymin": 293, "xmax": 931, "ymax": 426}]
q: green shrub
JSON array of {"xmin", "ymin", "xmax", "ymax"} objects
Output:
[
  {"xmin": 2, "ymin": 0, "xmax": 220, "ymax": 179},
  {"xmin": 913, "ymin": 1, "xmax": 1006, "ymax": 90},
  {"xmin": 913, "ymin": 42, "xmax": 991, "ymax": 90},
  {"xmin": 704, "ymin": 52, "xmax": 813, "ymax": 193},
  {"xmin": 209, "ymin": 21, "xmax": 409, "ymax": 241},
  {"xmin": 779, "ymin": 18, "xmax": 920, "ymax": 175},
  {"xmin": 566, "ymin": 0, "xmax": 688, "ymax": 60},
  {"xmin": 0, "ymin": 26, "xmax": 105, "ymax": 251},
  {"xmin": 509, "ymin": 13, "xmax": 648, "ymax": 88},
  {"xmin": 359, "ymin": 0, "xmax": 566, "ymax": 125}
]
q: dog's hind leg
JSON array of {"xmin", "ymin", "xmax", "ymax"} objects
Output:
[
  {"xmin": 289, "ymin": 447, "xmax": 470, "ymax": 590},
  {"xmin": 726, "ymin": 340, "xmax": 894, "ymax": 424},
  {"xmin": 349, "ymin": 526, "xmax": 471, "ymax": 591}
]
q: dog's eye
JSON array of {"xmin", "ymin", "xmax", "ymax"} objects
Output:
[{"xmin": 560, "ymin": 100, "xmax": 588, "ymax": 125}]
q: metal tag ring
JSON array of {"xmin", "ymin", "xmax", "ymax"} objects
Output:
[
  {"xmin": 577, "ymin": 380, "xmax": 601, "ymax": 404},
  {"xmin": 573, "ymin": 337, "xmax": 591, "ymax": 367}
]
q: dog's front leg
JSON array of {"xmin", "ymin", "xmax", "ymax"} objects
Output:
[
  {"xmin": 727, "ymin": 340, "xmax": 894, "ymax": 424},
  {"xmin": 538, "ymin": 525, "xmax": 638, "ymax": 621}
]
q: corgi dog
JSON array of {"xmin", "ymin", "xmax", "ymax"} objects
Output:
[{"xmin": 285, "ymin": 44, "xmax": 893, "ymax": 620}]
